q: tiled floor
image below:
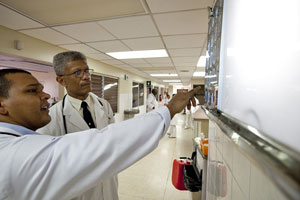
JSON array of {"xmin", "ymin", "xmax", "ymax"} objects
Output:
[{"xmin": 118, "ymin": 114, "xmax": 195, "ymax": 200}]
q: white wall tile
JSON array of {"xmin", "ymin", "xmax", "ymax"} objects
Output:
[
  {"xmin": 215, "ymin": 126, "xmax": 224, "ymax": 153},
  {"xmin": 232, "ymin": 179, "xmax": 248, "ymax": 200},
  {"xmin": 222, "ymin": 135, "xmax": 233, "ymax": 171},
  {"xmin": 250, "ymin": 163, "xmax": 290, "ymax": 200},
  {"xmin": 232, "ymin": 148, "xmax": 250, "ymax": 199}
]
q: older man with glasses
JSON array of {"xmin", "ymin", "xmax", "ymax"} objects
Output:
[{"xmin": 37, "ymin": 51, "xmax": 117, "ymax": 200}]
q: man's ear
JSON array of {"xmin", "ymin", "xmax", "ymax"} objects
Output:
[
  {"xmin": 56, "ymin": 76, "xmax": 67, "ymax": 87},
  {"xmin": 0, "ymin": 99, "xmax": 8, "ymax": 115}
]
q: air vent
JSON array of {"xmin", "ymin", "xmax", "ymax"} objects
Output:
[{"xmin": 180, "ymin": 70, "xmax": 189, "ymax": 72}]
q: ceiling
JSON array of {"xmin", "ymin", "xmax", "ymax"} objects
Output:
[{"xmin": 0, "ymin": 0, "xmax": 213, "ymax": 85}]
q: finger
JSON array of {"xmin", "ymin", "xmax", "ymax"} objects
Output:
[
  {"xmin": 188, "ymin": 87, "xmax": 201, "ymax": 98},
  {"xmin": 191, "ymin": 97, "xmax": 196, "ymax": 107}
]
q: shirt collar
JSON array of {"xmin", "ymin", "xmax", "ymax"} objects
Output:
[
  {"xmin": 67, "ymin": 93, "xmax": 92, "ymax": 111},
  {"xmin": 0, "ymin": 122, "xmax": 38, "ymax": 135}
]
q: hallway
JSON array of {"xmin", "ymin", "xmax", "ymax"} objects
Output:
[{"xmin": 119, "ymin": 113, "xmax": 194, "ymax": 200}]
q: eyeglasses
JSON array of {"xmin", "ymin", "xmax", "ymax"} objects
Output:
[{"xmin": 61, "ymin": 69, "xmax": 94, "ymax": 78}]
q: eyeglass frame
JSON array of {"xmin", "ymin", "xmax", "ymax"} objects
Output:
[{"xmin": 59, "ymin": 69, "xmax": 94, "ymax": 78}]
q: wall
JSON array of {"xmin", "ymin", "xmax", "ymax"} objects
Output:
[
  {"xmin": 206, "ymin": 120, "xmax": 289, "ymax": 200},
  {"xmin": 0, "ymin": 25, "xmax": 156, "ymax": 123},
  {"xmin": 30, "ymin": 70, "xmax": 59, "ymax": 104}
]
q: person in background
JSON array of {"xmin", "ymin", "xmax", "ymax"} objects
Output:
[
  {"xmin": 36, "ymin": 51, "xmax": 117, "ymax": 200},
  {"xmin": 184, "ymin": 101, "xmax": 194, "ymax": 129},
  {"xmin": 146, "ymin": 88, "xmax": 158, "ymax": 112},
  {"xmin": 164, "ymin": 94, "xmax": 171, "ymax": 106},
  {"xmin": 0, "ymin": 68, "xmax": 199, "ymax": 200}
]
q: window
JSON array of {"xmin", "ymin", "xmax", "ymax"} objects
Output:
[
  {"xmin": 91, "ymin": 74, "xmax": 118, "ymax": 113},
  {"xmin": 132, "ymin": 82, "xmax": 144, "ymax": 108}
]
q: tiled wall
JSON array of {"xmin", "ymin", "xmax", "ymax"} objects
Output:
[{"xmin": 206, "ymin": 120, "xmax": 289, "ymax": 200}]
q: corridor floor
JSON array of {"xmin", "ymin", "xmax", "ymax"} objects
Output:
[{"xmin": 119, "ymin": 113, "xmax": 195, "ymax": 200}]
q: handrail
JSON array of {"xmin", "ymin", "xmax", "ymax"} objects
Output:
[{"xmin": 202, "ymin": 106, "xmax": 300, "ymax": 200}]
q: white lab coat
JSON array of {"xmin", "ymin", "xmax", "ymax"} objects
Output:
[
  {"xmin": 37, "ymin": 92, "xmax": 117, "ymax": 200},
  {"xmin": 146, "ymin": 93, "xmax": 158, "ymax": 112},
  {"xmin": 0, "ymin": 107, "xmax": 170, "ymax": 200}
]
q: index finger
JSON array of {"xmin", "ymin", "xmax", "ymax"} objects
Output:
[{"xmin": 187, "ymin": 87, "xmax": 201, "ymax": 98}]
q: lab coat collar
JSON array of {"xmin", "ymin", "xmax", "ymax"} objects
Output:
[
  {"xmin": 66, "ymin": 93, "xmax": 93, "ymax": 112},
  {"xmin": 0, "ymin": 122, "xmax": 38, "ymax": 135}
]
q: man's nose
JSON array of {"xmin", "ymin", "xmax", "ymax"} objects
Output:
[
  {"xmin": 81, "ymin": 72, "xmax": 91, "ymax": 80},
  {"xmin": 41, "ymin": 92, "xmax": 51, "ymax": 100}
]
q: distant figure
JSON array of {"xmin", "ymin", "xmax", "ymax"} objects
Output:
[
  {"xmin": 51, "ymin": 97, "xmax": 58, "ymax": 106},
  {"xmin": 164, "ymin": 94, "xmax": 171, "ymax": 106},
  {"xmin": 146, "ymin": 88, "xmax": 158, "ymax": 112},
  {"xmin": 185, "ymin": 102, "xmax": 194, "ymax": 129}
]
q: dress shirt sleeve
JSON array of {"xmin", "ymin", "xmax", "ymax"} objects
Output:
[{"xmin": 9, "ymin": 106, "xmax": 170, "ymax": 200}]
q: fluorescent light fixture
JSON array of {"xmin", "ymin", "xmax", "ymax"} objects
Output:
[
  {"xmin": 193, "ymin": 72, "xmax": 205, "ymax": 77},
  {"xmin": 169, "ymin": 83, "xmax": 183, "ymax": 86},
  {"xmin": 150, "ymin": 74, "xmax": 178, "ymax": 77},
  {"xmin": 163, "ymin": 80, "xmax": 181, "ymax": 83},
  {"xmin": 197, "ymin": 56, "xmax": 206, "ymax": 67},
  {"xmin": 106, "ymin": 49, "xmax": 168, "ymax": 59}
]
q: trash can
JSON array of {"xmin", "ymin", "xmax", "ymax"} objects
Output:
[{"xmin": 183, "ymin": 164, "xmax": 202, "ymax": 192}]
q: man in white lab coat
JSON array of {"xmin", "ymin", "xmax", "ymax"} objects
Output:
[
  {"xmin": 146, "ymin": 88, "xmax": 158, "ymax": 112},
  {"xmin": 0, "ymin": 68, "xmax": 199, "ymax": 200},
  {"xmin": 37, "ymin": 51, "xmax": 117, "ymax": 200}
]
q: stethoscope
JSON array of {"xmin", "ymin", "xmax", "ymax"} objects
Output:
[{"xmin": 61, "ymin": 94, "xmax": 108, "ymax": 134}]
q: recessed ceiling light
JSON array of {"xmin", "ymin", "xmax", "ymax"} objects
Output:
[
  {"xmin": 106, "ymin": 49, "xmax": 168, "ymax": 59},
  {"xmin": 197, "ymin": 56, "xmax": 206, "ymax": 67},
  {"xmin": 150, "ymin": 74, "xmax": 178, "ymax": 77},
  {"xmin": 193, "ymin": 72, "xmax": 205, "ymax": 77},
  {"xmin": 163, "ymin": 80, "xmax": 181, "ymax": 83}
]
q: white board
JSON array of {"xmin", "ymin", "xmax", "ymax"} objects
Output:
[{"xmin": 218, "ymin": 0, "xmax": 300, "ymax": 152}]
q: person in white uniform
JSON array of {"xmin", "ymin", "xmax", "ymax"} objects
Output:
[
  {"xmin": 36, "ymin": 51, "xmax": 117, "ymax": 200},
  {"xmin": 184, "ymin": 102, "xmax": 194, "ymax": 129},
  {"xmin": 0, "ymin": 68, "xmax": 199, "ymax": 200},
  {"xmin": 146, "ymin": 88, "xmax": 158, "ymax": 112}
]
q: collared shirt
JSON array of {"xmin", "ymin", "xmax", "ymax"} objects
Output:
[
  {"xmin": 67, "ymin": 93, "xmax": 96, "ymax": 123},
  {"xmin": 0, "ymin": 122, "xmax": 38, "ymax": 135}
]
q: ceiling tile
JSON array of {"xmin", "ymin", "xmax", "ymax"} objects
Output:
[
  {"xmin": 176, "ymin": 66, "xmax": 196, "ymax": 71},
  {"xmin": 0, "ymin": 0, "xmax": 145, "ymax": 25},
  {"xmin": 146, "ymin": 70, "xmax": 177, "ymax": 74},
  {"xmin": 87, "ymin": 40, "xmax": 130, "ymax": 52},
  {"xmin": 122, "ymin": 37, "xmax": 164, "ymax": 50},
  {"xmin": 151, "ymin": 63, "xmax": 173, "ymax": 67},
  {"xmin": 168, "ymin": 48, "xmax": 202, "ymax": 57},
  {"xmin": 154, "ymin": 10, "xmax": 208, "ymax": 35},
  {"xmin": 172, "ymin": 57, "xmax": 199, "ymax": 64},
  {"xmin": 174, "ymin": 62, "xmax": 197, "ymax": 67},
  {"xmin": 121, "ymin": 58, "xmax": 147, "ymax": 64},
  {"xmin": 163, "ymin": 34, "xmax": 206, "ymax": 49},
  {"xmin": 0, "ymin": 5, "xmax": 44, "ymax": 30},
  {"xmin": 114, "ymin": 64, "xmax": 134, "ymax": 69},
  {"xmin": 98, "ymin": 15, "xmax": 159, "ymax": 39},
  {"xmin": 101, "ymin": 59, "xmax": 124, "ymax": 65},
  {"xmin": 146, "ymin": 0, "xmax": 213, "ymax": 13},
  {"xmin": 59, "ymin": 43, "xmax": 99, "ymax": 54},
  {"xmin": 144, "ymin": 57, "xmax": 171, "ymax": 64},
  {"xmin": 20, "ymin": 28, "xmax": 77, "ymax": 45},
  {"xmin": 53, "ymin": 22, "xmax": 115, "ymax": 42},
  {"xmin": 130, "ymin": 63, "xmax": 153, "ymax": 68},
  {"xmin": 86, "ymin": 53, "xmax": 113, "ymax": 60}
]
